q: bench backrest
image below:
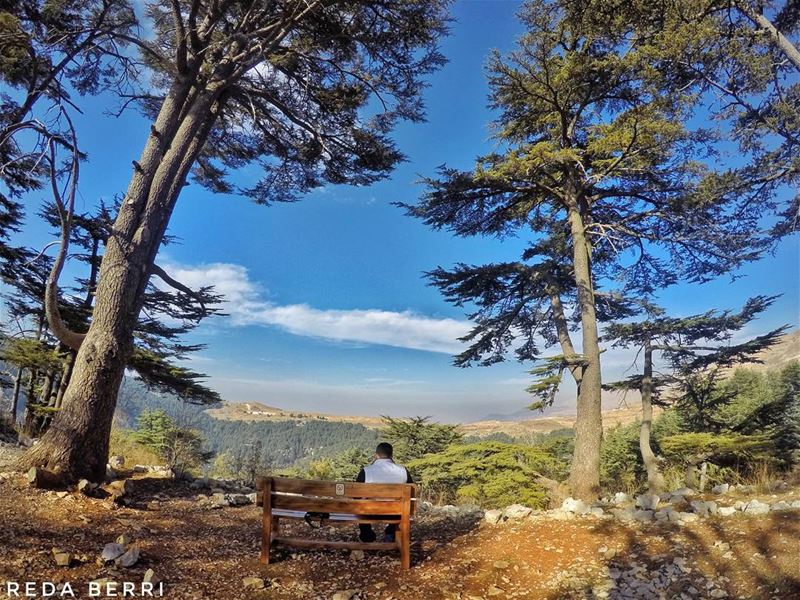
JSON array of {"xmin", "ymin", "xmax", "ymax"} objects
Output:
[{"xmin": 257, "ymin": 476, "xmax": 417, "ymax": 516}]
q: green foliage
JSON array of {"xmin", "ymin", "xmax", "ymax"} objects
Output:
[
  {"xmin": 108, "ymin": 428, "xmax": 162, "ymax": 467},
  {"xmin": 407, "ymin": 441, "xmax": 568, "ymax": 509},
  {"xmin": 132, "ymin": 409, "xmax": 213, "ymax": 475},
  {"xmin": 299, "ymin": 447, "xmax": 373, "ymax": 481},
  {"xmin": 380, "ymin": 416, "xmax": 463, "ymax": 462},
  {"xmin": 600, "ymin": 422, "xmax": 642, "ymax": 492},
  {"xmin": 115, "ymin": 381, "xmax": 380, "ymax": 468},
  {"xmin": 0, "ymin": 338, "xmax": 64, "ymax": 372},
  {"xmin": 659, "ymin": 432, "xmax": 771, "ymax": 465},
  {"xmin": 133, "ymin": 409, "xmax": 175, "ymax": 454}
]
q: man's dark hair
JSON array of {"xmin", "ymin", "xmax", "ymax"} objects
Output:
[{"xmin": 375, "ymin": 442, "xmax": 393, "ymax": 458}]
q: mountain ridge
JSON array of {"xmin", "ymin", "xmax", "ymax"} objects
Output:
[{"xmin": 205, "ymin": 329, "xmax": 799, "ymax": 437}]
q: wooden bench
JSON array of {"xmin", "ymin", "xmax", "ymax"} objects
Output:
[{"xmin": 255, "ymin": 476, "xmax": 417, "ymax": 569}]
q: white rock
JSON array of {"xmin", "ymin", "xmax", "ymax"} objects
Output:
[
  {"xmin": 484, "ymin": 509, "xmax": 503, "ymax": 525},
  {"xmin": 332, "ymin": 591, "xmax": 356, "ymax": 600},
  {"xmin": 711, "ymin": 483, "xmax": 730, "ymax": 495},
  {"xmin": 733, "ymin": 501, "xmax": 746, "ymax": 510},
  {"xmin": 635, "ymin": 494, "xmax": 660, "ymax": 511},
  {"xmin": 226, "ymin": 493, "xmax": 251, "ymax": 506},
  {"xmin": 678, "ymin": 512, "xmax": 699, "ymax": 523},
  {"xmin": 690, "ymin": 500, "xmax": 717, "ymax": 517},
  {"xmin": 790, "ymin": 500, "xmax": 800, "ymax": 509},
  {"xmin": 718, "ymin": 506, "xmax": 737, "ymax": 517},
  {"xmin": 611, "ymin": 508, "xmax": 635, "ymax": 522},
  {"xmin": 744, "ymin": 499, "xmax": 770, "ymax": 515},
  {"xmin": 771, "ymin": 501, "xmax": 792, "ymax": 511},
  {"xmin": 143, "ymin": 569, "xmax": 159, "ymax": 585},
  {"xmin": 612, "ymin": 492, "xmax": 630, "ymax": 505},
  {"xmin": 502, "ymin": 504, "xmax": 532, "ymax": 520},
  {"xmin": 109, "ymin": 456, "xmax": 125, "ymax": 469},
  {"xmin": 588, "ymin": 506, "xmax": 605, "ymax": 517},
  {"xmin": 562, "ymin": 497, "xmax": 589, "ymax": 515},
  {"xmin": 671, "ymin": 487, "xmax": 695, "ymax": 498}
]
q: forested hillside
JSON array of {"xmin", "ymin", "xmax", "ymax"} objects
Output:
[{"xmin": 113, "ymin": 378, "xmax": 378, "ymax": 468}]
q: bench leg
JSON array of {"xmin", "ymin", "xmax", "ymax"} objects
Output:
[
  {"xmin": 398, "ymin": 520, "xmax": 410, "ymax": 570},
  {"xmin": 260, "ymin": 479, "xmax": 274, "ymax": 564}
]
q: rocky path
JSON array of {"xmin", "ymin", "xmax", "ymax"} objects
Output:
[{"xmin": 0, "ymin": 473, "xmax": 799, "ymax": 599}]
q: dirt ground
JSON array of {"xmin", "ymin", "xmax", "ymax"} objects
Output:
[{"xmin": 1, "ymin": 474, "xmax": 799, "ymax": 600}]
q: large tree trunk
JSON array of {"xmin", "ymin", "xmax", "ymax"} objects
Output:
[
  {"xmin": 15, "ymin": 80, "xmax": 224, "ymax": 481},
  {"xmin": 640, "ymin": 337, "xmax": 665, "ymax": 493},
  {"xmin": 566, "ymin": 203, "xmax": 603, "ymax": 500}
]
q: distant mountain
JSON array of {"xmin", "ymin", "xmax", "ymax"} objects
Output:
[
  {"xmin": 743, "ymin": 328, "xmax": 800, "ymax": 372},
  {"xmin": 206, "ymin": 401, "xmax": 386, "ymax": 429},
  {"xmin": 469, "ymin": 329, "xmax": 800, "ymax": 433}
]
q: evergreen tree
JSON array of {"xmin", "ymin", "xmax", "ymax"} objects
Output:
[
  {"xmin": 14, "ymin": 0, "xmax": 451, "ymax": 483},
  {"xmin": 603, "ymin": 296, "xmax": 787, "ymax": 492},
  {"xmin": 401, "ymin": 0, "xmax": 770, "ymax": 499},
  {"xmin": 743, "ymin": 362, "xmax": 800, "ymax": 469},
  {"xmin": 607, "ymin": 0, "xmax": 800, "ymax": 236},
  {"xmin": 381, "ymin": 416, "xmax": 463, "ymax": 462}
]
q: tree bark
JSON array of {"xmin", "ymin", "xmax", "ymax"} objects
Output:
[
  {"xmin": 15, "ymin": 80, "xmax": 224, "ymax": 481},
  {"xmin": 21, "ymin": 369, "xmax": 39, "ymax": 437},
  {"xmin": 640, "ymin": 337, "xmax": 665, "ymax": 493},
  {"xmin": 54, "ymin": 351, "xmax": 75, "ymax": 410},
  {"xmin": 566, "ymin": 202, "xmax": 603, "ymax": 500},
  {"xmin": 10, "ymin": 368, "xmax": 22, "ymax": 424},
  {"xmin": 734, "ymin": 0, "xmax": 800, "ymax": 71}
]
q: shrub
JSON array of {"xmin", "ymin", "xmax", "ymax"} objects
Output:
[
  {"xmin": 108, "ymin": 428, "xmax": 163, "ymax": 466},
  {"xmin": 132, "ymin": 409, "xmax": 214, "ymax": 476},
  {"xmin": 600, "ymin": 422, "xmax": 642, "ymax": 493},
  {"xmin": 407, "ymin": 441, "xmax": 568, "ymax": 509},
  {"xmin": 381, "ymin": 416, "xmax": 462, "ymax": 462}
]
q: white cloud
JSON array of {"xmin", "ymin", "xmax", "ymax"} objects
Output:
[{"xmin": 160, "ymin": 261, "xmax": 470, "ymax": 354}]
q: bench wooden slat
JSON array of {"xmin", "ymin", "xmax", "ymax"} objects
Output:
[
  {"xmin": 272, "ymin": 494, "xmax": 404, "ymax": 515},
  {"xmin": 266, "ymin": 477, "xmax": 408, "ymax": 498},
  {"xmin": 272, "ymin": 537, "xmax": 398, "ymax": 551},
  {"xmin": 272, "ymin": 509, "xmax": 402, "ymax": 523}
]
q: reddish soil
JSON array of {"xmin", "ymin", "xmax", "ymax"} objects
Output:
[{"xmin": 1, "ymin": 475, "xmax": 799, "ymax": 600}]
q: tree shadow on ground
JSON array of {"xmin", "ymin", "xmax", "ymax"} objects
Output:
[{"xmin": 582, "ymin": 511, "xmax": 800, "ymax": 600}]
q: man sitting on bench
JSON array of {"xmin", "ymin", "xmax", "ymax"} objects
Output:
[{"xmin": 356, "ymin": 442, "xmax": 413, "ymax": 543}]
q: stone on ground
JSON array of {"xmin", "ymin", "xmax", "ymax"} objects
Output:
[
  {"xmin": 484, "ymin": 509, "xmax": 503, "ymax": 524},
  {"xmin": 100, "ymin": 543, "xmax": 125, "ymax": 562},
  {"xmin": 115, "ymin": 546, "xmax": 140, "ymax": 568},
  {"xmin": 744, "ymin": 499, "xmax": 770, "ymax": 515},
  {"xmin": 561, "ymin": 497, "xmax": 589, "ymax": 515},
  {"xmin": 502, "ymin": 504, "xmax": 532, "ymax": 520},
  {"xmin": 635, "ymin": 494, "xmax": 660, "ymax": 511},
  {"xmin": 242, "ymin": 577, "xmax": 266, "ymax": 590}
]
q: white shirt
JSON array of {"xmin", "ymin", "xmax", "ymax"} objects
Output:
[{"xmin": 362, "ymin": 458, "xmax": 410, "ymax": 484}]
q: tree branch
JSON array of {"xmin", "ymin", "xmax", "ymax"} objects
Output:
[
  {"xmin": 44, "ymin": 112, "xmax": 87, "ymax": 352},
  {"xmin": 148, "ymin": 263, "xmax": 207, "ymax": 318}
]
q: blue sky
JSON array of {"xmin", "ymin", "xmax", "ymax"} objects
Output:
[{"xmin": 8, "ymin": 1, "xmax": 799, "ymax": 421}]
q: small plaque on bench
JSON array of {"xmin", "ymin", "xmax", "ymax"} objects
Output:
[{"xmin": 335, "ymin": 483, "xmax": 345, "ymax": 496}]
